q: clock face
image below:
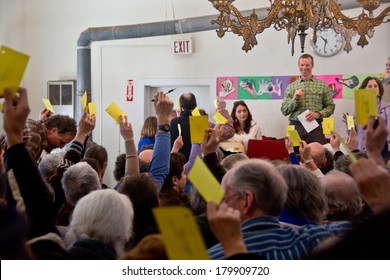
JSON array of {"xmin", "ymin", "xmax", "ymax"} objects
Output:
[{"xmin": 310, "ymin": 28, "xmax": 343, "ymax": 57}]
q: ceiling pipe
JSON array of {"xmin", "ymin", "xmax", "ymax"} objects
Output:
[{"xmin": 76, "ymin": 0, "xmax": 390, "ymax": 120}]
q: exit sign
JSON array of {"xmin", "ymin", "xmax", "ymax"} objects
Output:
[{"xmin": 172, "ymin": 38, "xmax": 192, "ymax": 54}]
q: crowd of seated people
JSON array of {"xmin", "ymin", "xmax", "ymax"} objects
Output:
[{"xmin": 2, "ymin": 85, "xmax": 390, "ymax": 261}]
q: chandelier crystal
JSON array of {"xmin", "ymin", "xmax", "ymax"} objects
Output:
[{"xmin": 208, "ymin": 0, "xmax": 390, "ymax": 55}]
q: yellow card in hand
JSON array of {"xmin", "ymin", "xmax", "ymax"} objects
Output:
[
  {"xmin": 192, "ymin": 107, "xmax": 201, "ymax": 116},
  {"xmin": 88, "ymin": 102, "xmax": 96, "ymax": 116},
  {"xmin": 105, "ymin": 102, "xmax": 126, "ymax": 123},
  {"xmin": 81, "ymin": 91, "xmax": 87, "ymax": 110},
  {"xmin": 347, "ymin": 115, "xmax": 355, "ymax": 130},
  {"xmin": 212, "ymin": 111, "xmax": 227, "ymax": 124},
  {"xmin": 355, "ymin": 89, "xmax": 377, "ymax": 125},
  {"xmin": 0, "ymin": 46, "xmax": 30, "ymax": 97},
  {"xmin": 286, "ymin": 125, "xmax": 295, "ymax": 136},
  {"xmin": 153, "ymin": 206, "xmax": 208, "ymax": 260},
  {"xmin": 322, "ymin": 117, "xmax": 334, "ymax": 135},
  {"xmin": 42, "ymin": 98, "xmax": 55, "ymax": 113},
  {"xmin": 188, "ymin": 157, "xmax": 224, "ymax": 203},
  {"xmin": 189, "ymin": 115, "xmax": 208, "ymax": 144},
  {"xmin": 287, "ymin": 129, "xmax": 301, "ymax": 146}
]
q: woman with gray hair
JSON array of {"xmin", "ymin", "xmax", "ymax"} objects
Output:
[
  {"xmin": 277, "ymin": 164, "xmax": 326, "ymax": 226},
  {"xmin": 65, "ymin": 189, "xmax": 134, "ymax": 259}
]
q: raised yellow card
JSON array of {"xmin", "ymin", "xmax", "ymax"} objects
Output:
[
  {"xmin": 153, "ymin": 206, "xmax": 208, "ymax": 260},
  {"xmin": 347, "ymin": 115, "xmax": 355, "ymax": 130},
  {"xmin": 189, "ymin": 115, "xmax": 209, "ymax": 144},
  {"xmin": 322, "ymin": 117, "xmax": 334, "ymax": 135},
  {"xmin": 287, "ymin": 129, "xmax": 301, "ymax": 146},
  {"xmin": 81, "ymin": 91, "xmax": 87, "ymax": 110},
  {"xmin": 192, "ymin": 107, "xmax": 201, "ymax": 116},
  {"xmin": 187, "ymin": 156, "xmax": 224, "ymax": 203},
  {"xmin": 286, "ymin": 125, "xmax": 295, "ymax": 136},
  {"xmin": 355, "ymin": 89, "xmax": 377, "ymax": 125},
  {"xmin": 88, "ymin": 102, "xmax": 96, "ymax": 116},
  {"xmin": 212, "ymin": 111, "xmax": 227, "ymax": 124},
  {"xmin": 105, "ymin": 102, "xmax": 126, "ymax": 123},
  {"xmin": 178, "ymin": 123, "xmax": 182, "ymax": 136},
  {"xmin": 0, "ymin": 46, "xmax": 30, "ymax": 97},
  {"xmin": 42, "ymin": 98, "xmax": 55, "ymax": 113}
]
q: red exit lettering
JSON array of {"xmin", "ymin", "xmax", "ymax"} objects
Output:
[{"xmin": 173, "ymin": 40, "xmax": 191, "ymax": 54}]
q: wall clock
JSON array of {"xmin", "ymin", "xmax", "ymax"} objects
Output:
[{"xmin": 310, "ymin": 28, "xmax": 343, "ymax": 57}]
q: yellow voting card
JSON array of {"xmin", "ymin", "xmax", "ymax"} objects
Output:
[
  {"xmin": 187, "ymin": 156, "xmax": 224, "ymax": 203},
  {"xmin": 105, "ymin": 102, "xmax": 126, "ymax": 123},
  {"xmin": 286, "ymin": 125, "xmax": 295, "ymax": 136},
  {"xmin": 189, "ymin": 115, "xmax": 208, "ymax": 144},
  {"xmin": 347, "ymin": 115, "xmax": 355, "ymax": 130},
  {"xmin": 42, "ymin": 98, "xmax": 55, "ymax": 113},
  {"xmin": 192, "ymin": 107, "xmax": 201, "ymax": 116},
  {"xmin": 212, "ymin": 111, "xmax": 227, "ymax": 124},
  {"xmin": 355, "ymin": 89, "xmax": 377, "ymax": 125},
  {"xmin": 322, "ymin": 117, "xmax": 334, "ymax": 135},
  {"xmin": 153, "ymin": 206, "xmax": 208, "ymax": 260},
  {"xmin": 287, "ymin": 129, "xmax": 301, "ymax": 146},
  {"xmin": 0, "ymin": 46, "xmax": 30, "ymax": 97},
  {"xmin": 81, "ymin": 91, "xmax": 87, "ymax": 110},
  {"xmin": 88, "ymin": 102, "xmax": 96, "ymax": 116}
]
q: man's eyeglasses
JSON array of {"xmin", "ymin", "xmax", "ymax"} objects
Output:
[{"xmin": 222, "ymin": 192, "xmax": 242, "ymax": 202}]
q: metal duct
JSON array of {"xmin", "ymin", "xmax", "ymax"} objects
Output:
[{"xmin": 76, "ymin": 0, "xmax": 390, "ymax": 120}]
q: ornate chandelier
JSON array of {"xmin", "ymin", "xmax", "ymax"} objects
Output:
[{"xmin": 208, "ymin": 0, "xmax": 390, "ymax": 55}]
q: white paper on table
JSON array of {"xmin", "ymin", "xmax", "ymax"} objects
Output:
[{"xmin": 297, "ymin": 110, "xmax": 319, "ymax": 133}]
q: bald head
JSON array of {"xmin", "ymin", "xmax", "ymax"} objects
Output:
[
  {"xmin": 139, "ymin": 149, "xmax": 153, "ymax": 164},
  {"xmin": 308, "ymin": 142, "xmax": 326, "ymax": 168},
  {"xmin": 179, "ymin": 92, "xmax": 197, "ymax": 111},
  {"xmin": 321, "ymin": 170, "xmax": 363, "ymax": 221}
]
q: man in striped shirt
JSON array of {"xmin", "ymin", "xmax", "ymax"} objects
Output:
[{"xmin": 208, "ymin": 159, "xmax": 351, "ymax": 260}]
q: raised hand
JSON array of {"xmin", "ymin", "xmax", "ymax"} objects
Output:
[
  {"xmin": 350, "ymin": 158, "xmax": 390, "ymax": 214},
  {"xmin": 207, "ymin": 201, "xmax": 247, "ymax": 258},
  {"xmin": 3, "ymin": 87, "xmax": 30, "ymax": 147},
  {"xmin": 201, "ymin": 126, "xmax": 222, "ymax": 156},
  {"xmin": 365, "ymin": 116, "xmax": 388, "ymax": 166},
  {"xmin": 171, "ymin": 135, "xmax": 183, "ymax": 153},
  {"xmin": 39, "ymin": 108, "xmax": 53, "ymax": 121},
  {"xmin": 153, "ymin": 91, "xmax": 174, "ymax": 126},
  {"xmin": 345, "ymin": 127, "xmax": 358, "ymax": 151},
  {"xmin": 119, "ymin": 115, "xmax": 134, "ymax": 141},
  {"xmin": 74, "ymin": 107, "xmax": 96, "ymax": 143},
  {"xmin": 329, "ymin": 132, "xmax": 341, "ymax": 152},
  {"xmin": 284, "ymin": 136, "xmax": 294, "ymax": 154}
]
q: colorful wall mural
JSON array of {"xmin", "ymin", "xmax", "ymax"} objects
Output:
[{"xmin": 217, "ymin": 73, "xmax": 386, "ymax": 100}]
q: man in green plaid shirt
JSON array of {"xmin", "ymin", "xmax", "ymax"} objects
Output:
[{"xmin": 281, "ymin": 54, "xmax": 335, "ymax": 144}]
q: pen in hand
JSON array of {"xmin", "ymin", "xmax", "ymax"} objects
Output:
[{"xmin": 151, "ymin": 88, "xmax": 176, "ymax": 102}]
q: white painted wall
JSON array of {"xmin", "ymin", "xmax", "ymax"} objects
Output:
[{"xmin": 1, "ymin": 1, "xmax": 389, "ymax": 187}]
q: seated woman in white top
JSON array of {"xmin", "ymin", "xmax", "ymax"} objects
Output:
[{"xmin": 219, "ymin": 100, "xmax": 262, "ymax": 154}]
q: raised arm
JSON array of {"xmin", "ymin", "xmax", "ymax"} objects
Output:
[
  {"xmin": 211, "ymin": 98, "xmax": 235, "ymax": 141},
  {"xmin": 148, "ymin": 91, "xmax": 174, "ymax": 192},
  {"xmin": 120, "ymin": 115, "xmax": 139, "ymax": 177},
  {"xmin": 3, "ymin": 88, "xmax": 59, "ymax": 239}
]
